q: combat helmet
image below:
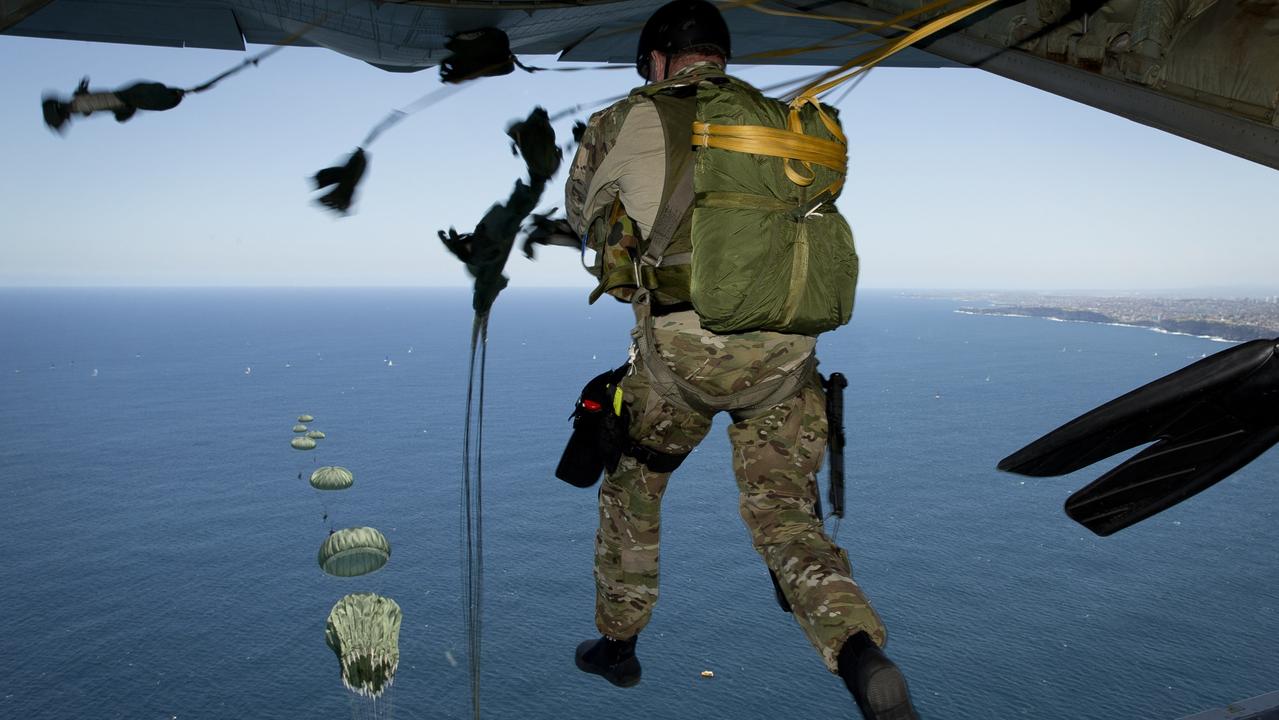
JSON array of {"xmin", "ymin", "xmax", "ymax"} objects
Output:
[{"xmin": 635, "ymin": 0, "xmax": 732, "ymax": 81}]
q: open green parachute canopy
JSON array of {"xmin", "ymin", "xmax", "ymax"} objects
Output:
[
  {"xmin": 310, "ymin": 466, "xmax": 354, "ymax": 491},
  {"xmin": 292, "ymin": 424, "xmax": 308, "ymax": 433},
  {"xmin": 306, "ymin": 430, "xmax": 326, "ymax": 440},
  {"xmin": 291, "ymin": 437, "xmax": 317, "ymax": 451},
  {"xmin": 298, "ymin": 414, "xmax": 315, "ymax": 423},
  {"xmin": 318, "ymin": 527, "xmax": 390, "ymax": 577},
  {"xmin": 325, "ymin": 593, "xmax": 402, "ymax": 698}
]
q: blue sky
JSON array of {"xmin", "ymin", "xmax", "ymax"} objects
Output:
[{"xmin": 2, "ymin": 34, "xmax": 1276, "ymax": 292}]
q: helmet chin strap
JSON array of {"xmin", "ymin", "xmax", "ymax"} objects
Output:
[{"xmin": 645, "ymin": 51, "xmax": 668, "ymax": 84}]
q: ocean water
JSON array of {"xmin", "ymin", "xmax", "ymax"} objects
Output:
[{"xmin": 1, "ymin": 288, "xmax": 1275, "ymax": 720}]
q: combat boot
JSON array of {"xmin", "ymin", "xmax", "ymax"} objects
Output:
[
  {"xmin": 838, "ymin": 632, "xmax": 920, "ymax": 720},
  {"xmin": 574, "ymin": 634, "xmax": 641, "ymax": 687}
]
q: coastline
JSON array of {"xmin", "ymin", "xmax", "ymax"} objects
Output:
[{"xmin": 954, "ymin": 307, "xmax": 1265, "ymax": 343}]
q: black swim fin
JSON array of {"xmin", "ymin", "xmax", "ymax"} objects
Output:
[{"xmin": 999, "ymin": 338, "xmax": 1279, "ymax": 536}]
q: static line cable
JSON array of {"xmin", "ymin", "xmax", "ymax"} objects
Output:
[
  {"xmin": 41, "ymin": 18, "xmax": 325, "ymax": 134},
  {"xmin": 187, "ymin": 17, "xmax": 326, "ymax": 93},
  {"xmin": 185, "ymin": 43, "xmax": 285, "ymax": 94},
  {"xmin": 361, "ymin": 84, "xmax": 469, "ymax": 146}
]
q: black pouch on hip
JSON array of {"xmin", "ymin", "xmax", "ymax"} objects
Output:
[{"xmin": 555, "ymin": 363, "xmax": 630, "ymax": 488}]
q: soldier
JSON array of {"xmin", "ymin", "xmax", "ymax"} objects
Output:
[{"xmin": 563, "ymin": 2, "xmax": 919, "ymax": 719}]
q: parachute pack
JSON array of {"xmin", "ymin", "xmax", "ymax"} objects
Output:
[{"xmin": 587, "ymin": 68, "xmax": 859, "ymax": 337}]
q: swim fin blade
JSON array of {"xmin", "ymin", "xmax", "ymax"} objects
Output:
[{"xmin": 999, "ymin": 338, "xmax": 1279, "ymax": 536}]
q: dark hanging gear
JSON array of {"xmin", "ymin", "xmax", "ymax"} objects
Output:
[
  {"xmin": 999, "ymin": 338, "xmax": 1279, "ymax": 537},
  {"xmin": 39, "ymin": 32, "xmax": 305, "ymax": 135},
  {"xmin": 555, "ymin": 363, "xmax": 695, "ymax": 488},
  {"xmin": 521, "ymin": 210, "xmax": 580, "ymax": 259},
  {"xmin": 556, "ymin": 364, "xmax": 630, "ymax": 488},
  {"xmin": 440, "ymin": 28, "xmax": 516, "ymax": 84},
  {"xmin": 311, "ymin": 85, "xmax": 464, "ymax": 216},
  {"xmin": 438, "ymin": 107, "xmax": 560, "ymax": 315},
  {"xmin": 312, "ymin": 148, "xmax": 367, "ymax": 214},
  {"xmin": 438, "ymin": 176, "xmax": 539, "ymax": 315},
  {"xmin": 635, "ymin": 0, "xmax": 732, "ymax": 80},
  {"xmin": 555, "ymin": 363, "xmax": 692, "ymax": 488},
  {"xmin": 116, "ymin": 82, "xmax": 187, "ymax": 111},
  {"xmin": 506, "ymin": 106, "xmax": 562, "ymax": 182},
  {"xmin": 42, "ymin": 78, "xmax": 185, "ymax": 133},
  {"xmin": 822, "ymin": 372, "xmax": 849, "ymax": 519}
]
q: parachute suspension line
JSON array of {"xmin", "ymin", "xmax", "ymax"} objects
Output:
[
  {"xmin": 828, "ymin": 67, "xmax": 872, "ymax": 108},
  {"xmin": 459, "ymin": 312, "xmax": 489, "ymax": 720},
  {"xmin": 511, "ymin": 56, "xmax": 632, "ymax": 75}
]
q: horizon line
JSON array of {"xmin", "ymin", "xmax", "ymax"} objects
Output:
[{"xmin": 2, "ymin": 285, "xmax": 1278, "ymax": 296}]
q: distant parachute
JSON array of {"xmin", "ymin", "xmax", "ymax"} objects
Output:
[
  {"xmin": 293, "ymin": 424, "xmax": 309, "ymax": 433},
  {"xmin": 307, "ymin": 430, "xmax": 327, "ymax": 440},
  {"xmin": 291, "ymin": 437, "xmax": 317, "ymax": 451},
  {"xmin": 310, "ymin": 466, "xmax": 354, "ymax": 491},
  {"xmin": 325, "ymin": 593, "xmax": 402, "ymax": 698},
  {"xmin": 299, "ymin": 414, "xmax": 315, "ymax": 423},
  {"xmin": 318, "ymin": 527, "xmax": 390, "ymax": 577}
]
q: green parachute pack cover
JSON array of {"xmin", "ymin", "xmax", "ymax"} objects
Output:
[
  {"xmin": 591, "ymin": 70, "xmax": 859, "ymax": 335},
  {"xmin": 686, "ymin": 77, "xmax": 858, "ymax": 335}
]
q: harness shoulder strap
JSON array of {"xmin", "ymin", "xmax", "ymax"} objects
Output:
[{"xmin": 641, "ymin": 160, "xmax": 694, "ymax": 267}]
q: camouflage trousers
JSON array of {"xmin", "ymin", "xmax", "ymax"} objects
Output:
[{"xmin": 594, "ymin": 310, "xmax": 887, "ymax": 673}]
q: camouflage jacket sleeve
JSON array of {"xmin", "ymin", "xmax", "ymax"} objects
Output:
[
  {"xmin": 566, "ymin": 92, "xmax": 671, "ymax": 256},
  {"xmin": 565, "ymin": 100, "xmax": 632, "ymax": 240}
]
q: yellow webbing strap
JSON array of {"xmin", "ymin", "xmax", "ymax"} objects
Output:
[
  {"xmin": 692, "ymin": 121, "xmax": 845, "ymax": 188},
  {"xmin": 793, "ymin": 0, "xmax": 1006, "ymax": 100}
]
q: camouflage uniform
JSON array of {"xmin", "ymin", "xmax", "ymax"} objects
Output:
[{"xmin": 566, "ymin": 65, "xmax": 887, "ymax": 673}]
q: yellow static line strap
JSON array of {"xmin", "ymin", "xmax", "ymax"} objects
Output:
[
  {"xmin": 612, "ymin": 387, "xmax": 624, "ymax": 416},
  {"xmin": 731, "ymin": 0, "xmax": 952, "ymax": 64},
  {"xmin": 692, "ymin": 121, "xmax": 845, "ymax": 188},
  {"xmin": 691, "ymin": 0, "xmax": 1006, "ymax": 192},
  {"xmin": 794, "ymin": 0, "xmax": 1007, "ymax": 100}
]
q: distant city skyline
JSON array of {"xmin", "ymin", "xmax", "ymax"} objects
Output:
[{"xmin": 2, "ymin": 35, "xmax": 1277, "ymax": 292}]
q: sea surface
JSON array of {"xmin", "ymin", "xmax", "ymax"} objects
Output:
[{"xmin": 1, "ymin": 288, "xmax": 1275, "ymax": 720}]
